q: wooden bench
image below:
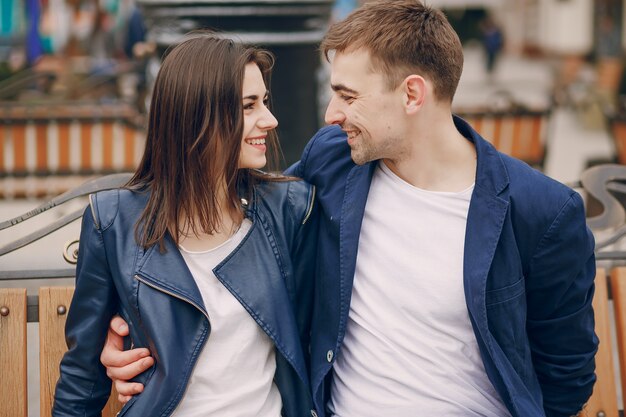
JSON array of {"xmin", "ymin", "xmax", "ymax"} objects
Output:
[
  {"xmin": 456, "ymin": 109, "xmax": 551, "ymax": 169},
  {"xmin": 588, "ymin": 267, "xmax": 626, "ymax": 417},
  {"xmin": 0, "ymin": 287, "xmax": 122, "ymax": 417},
  {"xmin": 0, "ymin": 173, "xmax": 130, "ymax": 416},
  {"xmin": 1, "ymin": 268, "xmax": 624, "ymax": 416}
]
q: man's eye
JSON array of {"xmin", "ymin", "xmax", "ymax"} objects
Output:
[{"xmin": 341, "ymin": 95, "xmax": 355, "ymax": 103}]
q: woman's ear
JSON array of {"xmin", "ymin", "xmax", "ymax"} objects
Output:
[{"xmin": 402, "ymin": 75, "xmax": 426, "ymax": 115}]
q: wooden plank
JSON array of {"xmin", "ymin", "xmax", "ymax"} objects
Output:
[
  {"xmin": 104, "ymin": 384, "xmax": 124, "ymax": 417},
  {"xmin": 36, "ymin": 123, "xmax": 48, "ymax": 172},
  {"xmin": 58, "ymin": 122, "xmax": 71, "ymax": 172},
  {"xmin": 0, "ymin": 288, "xmax": 28, "ymax": 417},
  {"xmin": 39, "ymin": 287, "xmax": 122, "ymax": 417},
  {"xmin": 102, "ymin": 121, "xmax": 114, "ymax": 171},
  {"xmin": 492, "ymin": 116, "xmax": 502, "ymax": 150},
  {"xmin": 510, "ymin": 116, "xmax": 523, "ymax": 159},
  {"xmin": 586, "ymin": 268, "xmax": 619, "ymax": 417},
  {"xmin": 528, "ymin": 116, "xmax": 545, "ymax": 163},
  {"xmin": 13, "ymin": 124, "xmax": 26, "ymax": 172},
  {"xmin": 613, "ymin": 121, "xmax": 626, "ymax": 165},
  {"xmin": 124, "ymin": 125, "xmax": 136, "ymax": 169},
  {"xmin": 80, "ymin": 123, "xmax": 91, "ymax": 172},
  {"xmin": 611, "ymin": 267, "xmax": 626, "ymax": 413},
  {"xmin": 39, "ymin": 287, "xmax": 74, "ymax": 417}
]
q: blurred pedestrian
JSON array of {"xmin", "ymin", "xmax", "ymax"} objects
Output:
[{"xmin": 481, "ymin": 15, "xmax": 503, "ymax": 75}]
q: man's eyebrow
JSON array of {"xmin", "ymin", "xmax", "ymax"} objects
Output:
[{"xmin": 331, "ymin": 83, "xmax": 358, "ymax": 95}]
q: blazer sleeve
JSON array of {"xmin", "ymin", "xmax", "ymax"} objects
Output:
[
  {"xmin": 52, "ymin": 204, "xmax": 118, "ymax": 417},
  {"xmin": 289, "ymin": 183, "xmax": 319, "ymax": 355},
  {"xmin": 525, "ymin": 191, "xmax": 598, "ymax": 417}
]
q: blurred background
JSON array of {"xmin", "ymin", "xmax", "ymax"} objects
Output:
[{"xmin": 2, "ymin": 0, "xmax": 626, "ymax": 414}]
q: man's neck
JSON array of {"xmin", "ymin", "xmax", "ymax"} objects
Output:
[{"xmin": 383, "ymin": 113, "xmax": 477, "ymax": 192}]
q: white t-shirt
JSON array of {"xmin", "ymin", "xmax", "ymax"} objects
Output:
[
  {"xmin": 328, "ymin": 162, "xmax": 510, "ymax": 417},
  {"xmin": 172, "ymin": 219, "xmax": 282, "ymax": 417}
]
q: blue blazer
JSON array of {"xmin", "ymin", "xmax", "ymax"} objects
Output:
[{"xmin": 287, "ymin": 117, "xmax": 597, "ymax": 417}]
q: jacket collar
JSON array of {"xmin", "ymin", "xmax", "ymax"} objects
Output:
[
  {"xmin": 133, "ymin": 183, "xmax": 258, "ymax": 316},
  {"xmin": 453, "ymin": 115, "xmax": 509, "ymax": 196}
]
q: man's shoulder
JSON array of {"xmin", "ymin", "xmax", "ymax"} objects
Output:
[
  {"xmin": 498, "ymin": 154, "xmax": 582, "ymax": 225},
  {"xmin": 254, "ymin": 180, "xmax": 315, "ymax": 225},
  {"xmin": 501, "ymin": 154, "xmax": 574, "ymax": 200},
  {"xmin": 298, "ymin": 125, "xmax": 354, "ymax": 182}
]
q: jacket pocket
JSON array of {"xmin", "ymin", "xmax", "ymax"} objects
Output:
[
  {"xmin": 486, "ymin": 276, "xmax": 532, "ymax": 380},
  {"xmin": 485, "ymin": 276, "xmax": 525, "ymax": 306}
]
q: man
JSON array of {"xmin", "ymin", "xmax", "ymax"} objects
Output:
[{"xmin": 101, "ymin": 2, "xmax": 597, "ymax": 416}]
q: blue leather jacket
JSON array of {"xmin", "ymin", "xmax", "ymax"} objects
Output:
[
  {"xmin": 287, "ymin": 119, "xmax": 597, "ymax": 417},
  {"xmin": 53, "ymin": 179, "xmax": 318, "ymax": 417}
]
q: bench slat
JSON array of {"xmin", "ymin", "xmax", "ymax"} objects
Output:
[
  {"xmin": 0, "ymin": 288, "xmax": 28, "ymax": 417},
  {"xmin": 611, "ymin": 268, "xmax": 626, "ymax": 412},
  {"xmin": 587, "ymin": 268, "xmax": 619, "ymax": 416},
  {"xmin": 39, "ymin": 287, "xmax": 122, "ymax": 417},
  {"xmin": 39, "ymin": 287, "xmax": 74, "ymax": 417}
]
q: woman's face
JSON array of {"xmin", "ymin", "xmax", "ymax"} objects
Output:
[{"xmin": 239, "ymin": 63, "xmax": 278, "ymax": 169}]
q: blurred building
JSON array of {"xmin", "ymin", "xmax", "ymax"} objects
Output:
[{"xmin": 2, "ymin": 0, "xmax": 626, "ymax": 199}]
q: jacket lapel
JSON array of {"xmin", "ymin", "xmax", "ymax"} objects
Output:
[
  {"xmin": 213, "ymin": 218, "xmax": 309, "ymax": 385},
  {"xmin": 338, "ymin": 162, "xmax": 377, "ymax": 341},
  {"xmin": 454, "ymin": 116, "xmax": 510, "ymax": 335},
  {"xmin": 136, "ymin": 234, "xmax": 207, "ymax": 316}
]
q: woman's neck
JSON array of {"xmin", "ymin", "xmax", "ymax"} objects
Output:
[{"xmin": 176, "ymin": 183, "xmax": 244, "ymax": 252}]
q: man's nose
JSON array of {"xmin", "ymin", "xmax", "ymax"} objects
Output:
[{"xmin": 324, "ymin": 95, "xmax": 346, "ymax": 125}]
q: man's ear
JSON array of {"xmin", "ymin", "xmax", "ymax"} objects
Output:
[{"xmin": 402, "ymin": 75, "xmax": 426, "ymax": 115}]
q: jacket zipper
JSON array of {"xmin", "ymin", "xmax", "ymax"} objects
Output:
[
  {"xmin": 133, "ymin": 274, "xmax": 210, "ymax": 321},
  {"xmin": 116, "ymin": 275, "xmax": 210, "ymax": 417},
  {"xmin": 302, "ymin": 186, "xmax": 316, "ymax": 225}
]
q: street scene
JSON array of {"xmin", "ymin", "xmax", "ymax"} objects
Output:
[{"xmin": 1, "ymin": 0, "xmax": 626, "ymax": 416}]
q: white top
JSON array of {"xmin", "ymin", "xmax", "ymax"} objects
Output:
[
  {"xmin": 328, "ymin": 162, "xmax": 510, "ymax": 417},
  {"xmin": 171, "ymin": 219, "xmax": 282, "ymax": 417}
]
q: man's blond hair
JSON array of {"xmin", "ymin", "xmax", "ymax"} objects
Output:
[{"xmin": 321, "ymin": 0, "xmax": 464, "ymax": 102}]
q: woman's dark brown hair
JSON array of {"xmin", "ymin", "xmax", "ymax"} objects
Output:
[{"xmin": 127, "ymin": 33, "xmax": 282, "ymax": 250}]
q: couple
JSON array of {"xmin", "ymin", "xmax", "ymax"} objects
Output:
[{"xmin": 53, "ymin": 1, "xmax": 597, "ymax": 416}]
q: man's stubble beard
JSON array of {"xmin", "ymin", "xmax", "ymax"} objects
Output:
[{"xmin": 350, "ymin": 134, "xmax": 403, "ymax": 166}]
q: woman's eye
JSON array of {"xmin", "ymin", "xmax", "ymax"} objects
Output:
[{"xmin": 244, "ymin": 103, "xmax": 254, "ymax": 110}]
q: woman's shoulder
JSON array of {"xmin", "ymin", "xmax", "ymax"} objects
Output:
[{"xmin": 88, "ymin": 188, "xmax": 148, "ymax": 230}]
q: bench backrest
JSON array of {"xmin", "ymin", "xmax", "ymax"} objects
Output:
[
  {"xmin": 1, "ymin": 268, "xmax": 623, "ymax": 416},
  {"xmin": 0, "ymin": 287, "xmax": 122, "ymax": 417},
  {"xmin": 456, "ymin": 109, "xmax": 551, "ymax": 168}
]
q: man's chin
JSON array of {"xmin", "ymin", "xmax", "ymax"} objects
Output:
[{"xmin": 350, "ymin": 150, "xmax": 371, "ymax": 166}]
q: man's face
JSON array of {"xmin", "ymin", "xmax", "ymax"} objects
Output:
[{"xmin": 325, "ymin": 49, "xmax": 405, "ymax": 165}]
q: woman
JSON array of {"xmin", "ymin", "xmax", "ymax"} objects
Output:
[{"xmin": 53, "ymin": 34, "xmax": 318, "ymax": 417}]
